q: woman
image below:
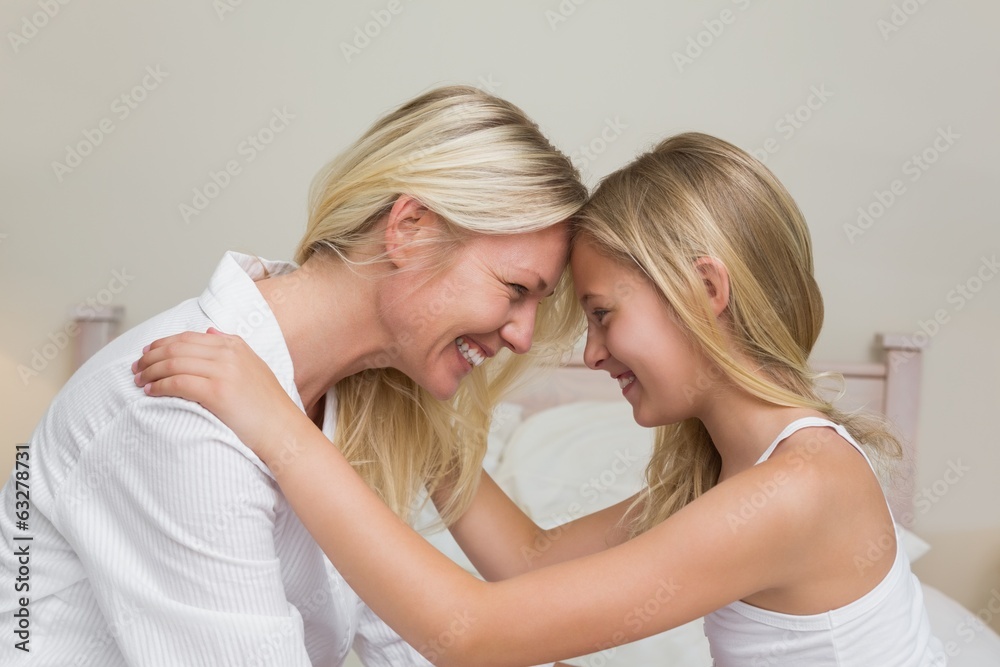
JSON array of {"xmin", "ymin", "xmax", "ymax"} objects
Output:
[
  {"xmin": 135, "ymin": 133, "xmax": 945, "ymax": 665},
  {"xmin": 0, "ymin": 85, "xmax": 586, "ymax": 667}
]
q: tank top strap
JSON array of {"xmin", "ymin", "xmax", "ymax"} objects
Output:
[
  {"xmin": 754, "ymin": 416, "xmax": 875, "ymax": 471},
  {"xmin": 754, "ymin": 416, "xmax": 894, "ymax": 525}
]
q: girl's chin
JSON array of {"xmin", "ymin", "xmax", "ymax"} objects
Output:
[
  {"xmin": 632, "ymin": 411, "xmax": 657, "ymax": 428},
  {"xmin": 631, "ymin": 404, "xmax": 669, "ymax": 429}
]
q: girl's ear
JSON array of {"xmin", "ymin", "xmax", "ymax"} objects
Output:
[
  {"xmin": 383, "ymin": 195, "xmax": 440, "ymax": 267},
  {"xmin": 694, "ymin": 256, "xmax": 730, "ymax": 317}
]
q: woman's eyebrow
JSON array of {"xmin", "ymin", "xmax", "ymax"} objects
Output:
[
  {"xmin": 531, "ymin": 272, "xmax": 548, "ymax": 293},
  {"xmin": 514, "ymin": 268, "xmax": 550, "ymax": 295}
]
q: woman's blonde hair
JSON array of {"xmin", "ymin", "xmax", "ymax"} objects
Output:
[
  {"xmin": 295, "ymin": 85, "xmax": 587, "ymax": 525},
  {"xmin": 574, "ymin": 132, "xmax": 901, "ymax": 536}
]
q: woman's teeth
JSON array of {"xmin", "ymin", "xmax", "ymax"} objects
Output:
[
  {"xmin": 456, "ymin": 337, "xmax": 485, "ymax": 367},
  {"xmin": 618, "ymin": 374, "xmax": 636, "ymax": 389}
]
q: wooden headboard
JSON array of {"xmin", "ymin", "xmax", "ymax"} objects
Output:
[{"xmin": 506, "ymin": 333, "xmax": 925, "ymax": 527}]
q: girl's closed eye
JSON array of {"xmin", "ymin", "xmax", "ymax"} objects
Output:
[{"xmin": 591, "ymin": 308, "xmax": 610, "ymax": 323}]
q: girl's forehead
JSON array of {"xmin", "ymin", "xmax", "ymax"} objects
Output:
[
  {"xmin": 570, "ymin": 244, "xmax": 634, "ymax": 293},
  {"xmin": 570, "ymin": 238, "xmax": 626, "ymax": 271},
  {"xmin": 569, "ymin": 235, "xmax": 605, "ymax": 260}
]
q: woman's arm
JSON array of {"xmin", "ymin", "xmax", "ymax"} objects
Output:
[
  {"xmin": 134, "ymin": 331, "xmax": 818, "ymax": 666},
  {"xmin": 433, "ymin": 470, "xmax": 636, "ymax": 580}
]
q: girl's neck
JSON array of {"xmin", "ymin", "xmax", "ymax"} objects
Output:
[{"xmin": 698, "ymin": 384, "xmax": 825, "ymax": 483}]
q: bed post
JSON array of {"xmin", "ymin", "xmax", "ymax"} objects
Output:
[{"xmin": 878, "ymin": 333, "xmax": 926, "ymax": 528}]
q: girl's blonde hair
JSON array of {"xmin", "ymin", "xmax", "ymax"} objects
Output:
[
  {"xmin": 574, "ymin": 132, "xmax": 901, "ymax": 536},
  {"xmin": 295, "ymin": 86, "xmax": 587, "ymax": 525}
]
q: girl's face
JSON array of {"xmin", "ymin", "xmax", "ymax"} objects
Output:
[
  {"xmin": 386, "ymin": 223, "xmax": 570, "ymax": 400},
  {"xmin": 571, "ymin": 238, "xmax": 711, "ymax": 427}
]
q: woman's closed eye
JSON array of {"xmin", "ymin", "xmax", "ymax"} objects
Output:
[{"xmin": 508, "ymin": 283, "xmax": 530, "ymax": 298}]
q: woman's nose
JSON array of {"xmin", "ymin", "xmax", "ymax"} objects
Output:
[{"xmin": 500, "ymin": 305, "xmax": 536, "ymax": 355}]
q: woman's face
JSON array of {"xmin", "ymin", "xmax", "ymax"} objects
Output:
[{"xmin": 385, "ymin": 222, "xmax": 570, "ymax": 400}]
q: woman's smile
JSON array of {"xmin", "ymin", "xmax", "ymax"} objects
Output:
[{"xmin": 456, "ymin": 336, "xmax": 488, "ymax": 367}]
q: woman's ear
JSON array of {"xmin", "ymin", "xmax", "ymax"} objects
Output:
[
  {"xmin": 383, "ymin": 195, "xmax": 439, "ymax": 267},
  {"xmin": 694, "ymin": 256, "xmax": 730, "ymax": 317}
]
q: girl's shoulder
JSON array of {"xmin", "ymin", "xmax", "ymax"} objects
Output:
[
  {"xmin": 692, "ymin": 418, "xmax": 890, "ymax": 565},
  {"xmin": 723, "ymin": 422, "xmax": 897, "ymax": 612},
  {"xmin": 757, "ymin": 421, "xmax": 885, "ymax": 515}
]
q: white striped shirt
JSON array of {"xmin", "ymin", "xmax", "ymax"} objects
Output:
[{"xmin": 0, "ymin": 252, "xmax": 433, "ymax": 666}]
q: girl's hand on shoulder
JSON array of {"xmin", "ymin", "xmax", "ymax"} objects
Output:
[{"xmin": 132, "ymin": 328, "xmax": 302, "ymax": 461}]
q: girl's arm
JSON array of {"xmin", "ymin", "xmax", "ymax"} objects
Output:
[
  {"xmin": 134, "ymin": 331, "xmax": 815, "ymax": 666},
  {"xmin": 136, "ymin": 330, "xmax": 634, "ymax": 581}
]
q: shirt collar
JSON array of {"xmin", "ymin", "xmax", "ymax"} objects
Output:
[
  {"xmin": 198, "ymin": 251, "xmax": 337, "ymax": 464},
  {"xmin": 196, "ymin": 251, "xmax": 338, "ymax": 439}
]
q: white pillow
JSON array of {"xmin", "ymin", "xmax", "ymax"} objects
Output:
[
  {"xmin": 898, "ymin": 524, "xmax": 932, "ymax": 562},
  {"xmin": 493, "ymin": 401, "xmax": 653, "ymax": 526}
]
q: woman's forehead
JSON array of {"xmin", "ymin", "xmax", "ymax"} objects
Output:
[
  {"xmin": 469, "ymin": 225, "xmax": 570, "ymax": 278},
  {"xmin": 493, "ymin": 224, "xmax": 569, "ymax": 256}
]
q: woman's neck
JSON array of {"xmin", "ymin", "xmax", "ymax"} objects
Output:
[{"xmin": 255, "ymin": 257, "xmax": 393, "ymax": 415}]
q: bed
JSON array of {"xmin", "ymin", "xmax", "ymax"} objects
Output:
[{"xmin": 416, "ymin": 332, "xmax": 1000, "ymax": 666}]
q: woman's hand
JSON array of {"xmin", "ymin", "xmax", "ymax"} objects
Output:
[{"xmin": 132, "ymin": 328, "xmax": 305, "ymax": 463}]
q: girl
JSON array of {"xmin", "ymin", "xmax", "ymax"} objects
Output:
[{"xmin": 134, "ymin": 133, "xmax": 945, "ymax": 666}]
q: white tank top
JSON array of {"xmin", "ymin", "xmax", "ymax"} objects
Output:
[{"xmin": 703, "ymin": 417, "xmax": 947, "ymax": 666}]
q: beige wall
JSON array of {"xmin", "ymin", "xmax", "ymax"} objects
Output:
[{"xmin": 2, "ymin": 0, "xmax": 998, "ymax": 632}]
